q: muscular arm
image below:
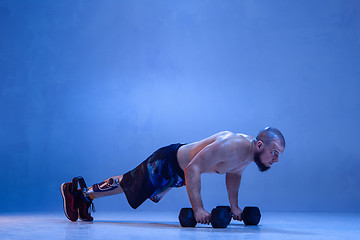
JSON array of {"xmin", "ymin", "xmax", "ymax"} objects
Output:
[
  {"xmin": 226, "ymin": 172, "xmax": 242, "ymax": 208},
  {"xmin": 184, "ymin": 140, "xmax": 225, "ymax": 223},
  {"xmin": 184, "ymin": 163, "xmax": 210, "ymax": 224},
  {"xmin": 226, "ymin": 172, "xmax": 243, "ymax": 220},
  {"xmin": 184, "ymin": 164, "xmax": 203, "ymax": 211}
]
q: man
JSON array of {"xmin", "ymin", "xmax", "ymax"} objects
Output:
[{"xmin": 61, "ymin": 127, "xmax": 285, "ymax": 224}]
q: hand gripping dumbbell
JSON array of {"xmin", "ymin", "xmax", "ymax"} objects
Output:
[{"xmin": 178, "ymin": 206, "xmax": 261, "ymax": 228}]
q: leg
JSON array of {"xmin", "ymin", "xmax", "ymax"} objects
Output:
[{"xmin": 85, "ymin": 175, "xmax": 124, "ymax": 199}]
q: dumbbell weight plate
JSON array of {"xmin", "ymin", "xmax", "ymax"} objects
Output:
[
  {"xmin": 242, "ymin": 206, "xmax": 261, "ymax": 225},
  {"xmin": 178, "ymin": 208, "xmax": 197, "ymax": 227},
  {"xmin": 210, "ymin": 207, "xmax": 232, "ymax": 228}
]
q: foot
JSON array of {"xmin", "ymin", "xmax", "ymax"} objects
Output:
[
  {"xmin": 72, "ymin": 176, "xmax": 95, "ymax": 221},
  {"xmin": 60, "ymin": 182, "xmax": 78, "ymax": 222},
  {"xmin": 77, "ymin": 189, "xmax": 95, "ymax": 221}
]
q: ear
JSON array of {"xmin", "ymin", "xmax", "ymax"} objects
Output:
[{"xmin": 256, "ymin": 140, "xmax": 264, "ymax": 151}]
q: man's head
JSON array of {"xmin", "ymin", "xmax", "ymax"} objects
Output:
[{"xmin": 253, "ymin": 127, "xmax": 285, "ymax": 172}]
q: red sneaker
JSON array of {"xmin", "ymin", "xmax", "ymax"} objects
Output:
[
  {"xmin": 60, "ymin": 182, "xmax": 78, "ymax": 222},
  {"xmin": 77, "ymin": 190, "xmax": 95, "ymax": 221},
  {"xmin": 72, "ymin": 176, "xmax": 95, "ymax": 221}
]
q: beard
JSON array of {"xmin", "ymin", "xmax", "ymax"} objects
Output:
[{"xmin": 254, "ymin": 151, "xmax": 270, "ymax": 172}]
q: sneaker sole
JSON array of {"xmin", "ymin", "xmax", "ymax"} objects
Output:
[
  {"xmin": 60, "ymin": 183, "xmax": 78, "ymax": 222},
  {"xmin": 78, "ymin": 208, "xmax": 93, "ymax": 221}
]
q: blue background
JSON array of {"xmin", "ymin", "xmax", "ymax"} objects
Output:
[{"xmin": 1, "ymin": 0, "xmax": 359, "ymax": 212}]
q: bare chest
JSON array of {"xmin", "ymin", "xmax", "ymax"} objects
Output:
[{"xmin": 211, "ymin": 159, "xmax": 249, "ymax": 174}]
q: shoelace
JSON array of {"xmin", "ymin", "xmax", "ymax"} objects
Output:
[{"xmin": 81, "ymin": 188, "xmax": 96, "ymax": 214}]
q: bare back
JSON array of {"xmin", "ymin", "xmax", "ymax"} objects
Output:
[{"xmin": 177, "ymin": 131, "xmax": 254, "ymax": 175}]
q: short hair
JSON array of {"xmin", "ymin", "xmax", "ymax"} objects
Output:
[{"xmin": 256, "ymin": 127, "xmax": 286, "ymax": 148}]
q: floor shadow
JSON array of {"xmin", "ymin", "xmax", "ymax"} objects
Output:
[{"xmin": 94, "ymin": 220, "xmax": 180, "ymax": 228}]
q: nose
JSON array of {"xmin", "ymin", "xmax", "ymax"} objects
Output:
[{"xmin": 273, "ymin": 157, "xmax": 279, "ymax": 163}]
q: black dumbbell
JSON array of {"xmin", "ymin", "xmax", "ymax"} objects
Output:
[
  {"xmin": 211, "ymin": 206, "xmax": 261, "ymax": 228},
  {"xmin": 179, "ymin": 207, "xmax": 228, "ymax": 228},
  {"xmin": 178, "ymin": 206, "xmax": 261, "ymax": 228},
  {"xmin": 178, "ymin": 206, "xmax": 233, "ymax": 228},
  {"xmin": 178, "ymin": 206, "xmax": 232, "ymax": 228}
]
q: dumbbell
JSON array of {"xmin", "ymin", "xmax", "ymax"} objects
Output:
[
  {"xmin": 211, "ymin": 206, "xmax": 261, "ymax": 227},
  {"xmin": 178, "ymin": 206, "xmax": 261, "ymax": 228}
]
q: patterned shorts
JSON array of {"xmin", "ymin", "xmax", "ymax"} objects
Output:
[{"xmin": 120, "ymin": 143, "xmax": 186, "ymax": 209}]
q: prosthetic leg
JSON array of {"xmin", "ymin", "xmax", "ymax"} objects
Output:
[{"xmin": 84, "ymin": 176, "xmax": 123, "ymax": 199}]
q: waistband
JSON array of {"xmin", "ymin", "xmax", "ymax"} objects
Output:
[{"xmin": 171, "ymin": 143, "xmax": 187, "ymax": 180}]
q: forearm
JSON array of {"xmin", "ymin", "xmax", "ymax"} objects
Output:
[
  {"xmin": 184, "ymin": 166, "xmax": 204, "ymax": 211},
  {"xmin": 226, "ymin": 173, "xmax": 242, "ymax": 208}
]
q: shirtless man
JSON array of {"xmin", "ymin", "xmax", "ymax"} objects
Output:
[{"xmin": 61, "ymin": 127, "xmax": 285, "ymax": 224}]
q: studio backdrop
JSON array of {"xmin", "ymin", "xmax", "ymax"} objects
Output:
[{"xmin": 0, "ymin": 0, "xmax": 359, "ymax": 212}]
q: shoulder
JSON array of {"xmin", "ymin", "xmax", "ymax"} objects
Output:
[
  {"xmin": 210, "ymin": 134, "xmax": 247, "ymax": 153},
  {"xmin": 218, "ymin": 134, "xmax": 252, "ymax": 153},
  {"xmin": 212, "ymin": 131, "xmax": 233, "ymax": 139},
  {"xmin": 203, "ymin": 131, "xmax": 251, "ymax": 152}
]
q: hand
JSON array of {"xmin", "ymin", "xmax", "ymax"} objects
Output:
[
  {"xmin": 194, "ymin": 208, "xmax": 211, "ymax": 224},
  {"xmin": 231, "ymin": 206, "xmax": 243, "ymax": 221}
]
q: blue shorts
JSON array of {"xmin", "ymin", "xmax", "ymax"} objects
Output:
[{"xmin": 120, "ymin": 143, "xmax": 186, "ymax": 209}]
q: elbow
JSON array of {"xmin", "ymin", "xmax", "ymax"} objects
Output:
[
  {"xmin": 184, "ymin": 164, "xmax": 201, "ymax": 177},
  {"xmin": 184, "ymin": 165, "xmax": 201, "ymax": 186},
  {"xmin": 184, "ymin": 165, "xmax": 192, "ymax": 177}
]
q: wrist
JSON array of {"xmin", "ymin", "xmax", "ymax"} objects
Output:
[
  {"xmin": 192, "ymin": 206, "xmax": 205, "ymax": 212},
  {"xmin": 230, "ymin": 204, "xmax": 240, "ymax": 209}
]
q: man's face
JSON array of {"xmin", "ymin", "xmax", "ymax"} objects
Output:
[{"xmin": 254, "ymin": 140, "xmax": 284, "ymax": 172}]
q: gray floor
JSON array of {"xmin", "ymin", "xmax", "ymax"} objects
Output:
[{"xmin": 0, "ymin": 211, "xmax": 359, "ymax": 240}]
